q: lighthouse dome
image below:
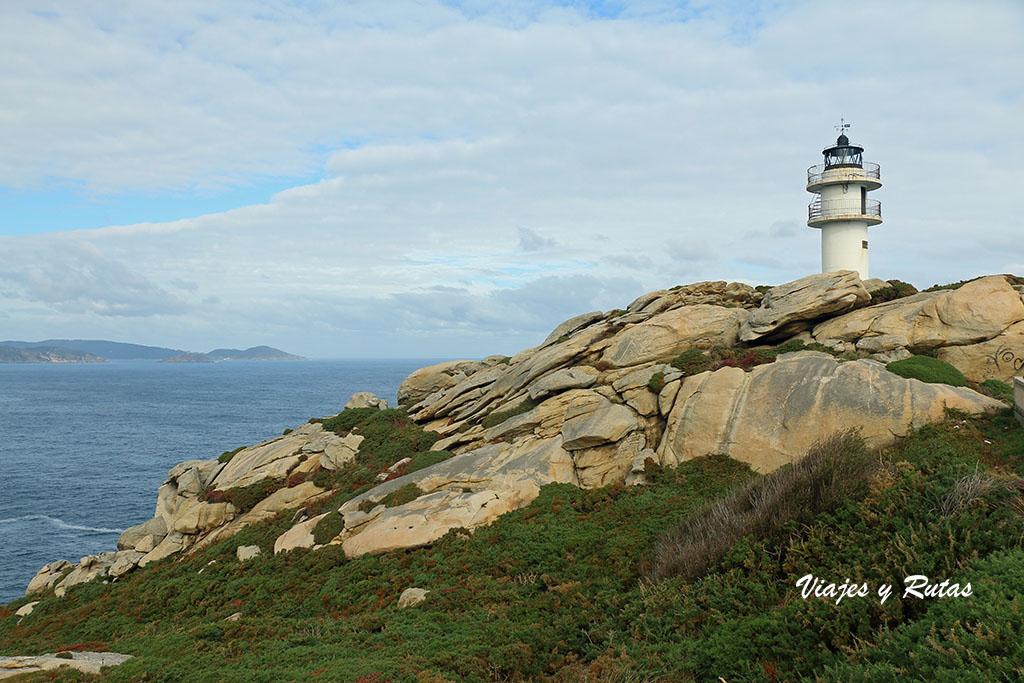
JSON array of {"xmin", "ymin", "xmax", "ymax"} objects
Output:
[{"xmin": 836, "ymin": 133, "xmax": 849, "ymax": 145}]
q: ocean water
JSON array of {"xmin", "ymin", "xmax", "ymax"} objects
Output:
[{"xmin": 0, "ymin": 358, "xmax": 442, "ymax": 605}]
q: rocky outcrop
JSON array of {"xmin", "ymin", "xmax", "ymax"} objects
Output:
[
  {"xmin": 812, "ymin": 276, "xmax": 1024, "ymax": 355},
  {"xmin": 397, "ymin": 360, "xmax": 490, "ymax": 407},
  {"xmin": 601, "ymin": 305, "xmax": 748, "ymax": 368},
  {"xmin": 0, "ymin": 652, "xmax": 132, "ymax": 679},
  {"xmin": 656, "ymin": 352, "xmax": 1003, "ymax": 473},
  {"xmin": 740, "ymin": 270, "xmax": 869, "ymax": 341},
  {"xmin": 26, "ymin": 272, "xmax": 1020, "ymax": 599}
]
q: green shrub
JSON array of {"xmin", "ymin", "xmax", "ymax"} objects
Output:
[
  {"xmin": 312, "ymin": 510, "xmax": 347, "ymax": 545},
  {"xmin": 670, "ymin": 348, "xmax": 711, "ymax": 375},
  {"xmin": 217, "ymin": 446, "xmax": 245, "ymax": 464},
  {"xmin": 282, "ymin": 428, "xmax": 293, "ymax": 435},
  {"xmin": 407, "ymin": 450, "xmax": 453, "ymax": 474},
  {"xmin": 869, "ymin": 279, "xmax": 918, "ymax": 304},
  {"xmin": 886, "ymin": 355, "xmax": 967, "ymax": 386},
  {"xmin": 320, "ymin": 408, "xmax": 438, "ymax": 467},
  {"xmin": 381, "ymin": 483, "xmax": 425, "ymax": 508},
  {"xmin": 754, "ymin": 284, "xmax": 773, "ymax": 294},
  {"xmin": 223, "ymin": 478, "xmax": 286, "ymax": 512},
  {"xmin": 481, "ymin": 398, "xmax": 538, "ymax": 429},
  {"xmin": 647, "ymin": 371, "xmax": 666, "ymax": 393},
  {"xmin": 978, "ymin": 379, "xmax": 1014, "ymax": 404}
]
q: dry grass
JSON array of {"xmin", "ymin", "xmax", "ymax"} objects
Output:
[
  {"xmin": 940, "ymin": 468, "xmax": 1024, "ymax": 517},
  {"xmin": 648, "ymin": 430, "xmax": 876, "ymax": 583}
]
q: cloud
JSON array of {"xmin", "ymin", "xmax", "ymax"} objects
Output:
[
  {"xmin": 0, "ymin": 239, "xmax": 188, "ymax": 317},
  {"xmin": 517, "ymin": 227, "xmax": 557, "ymax": 252},
  {"xmin": 0, "ymin": 0, "xmax": 1020, "ymax": 355}
]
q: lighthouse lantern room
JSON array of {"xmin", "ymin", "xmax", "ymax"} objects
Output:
[{"xmin": 806, "ymin": 120, "xmax": 882, "ymax": 279}]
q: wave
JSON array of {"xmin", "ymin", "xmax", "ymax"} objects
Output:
[{"xmin": 0, "ymin": 514, "xmax": 121, "ymax": 534}]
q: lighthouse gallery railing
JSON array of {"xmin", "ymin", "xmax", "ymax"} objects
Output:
[
  {"xmin": 807, "ymin": 161, "xmax": 880, "ymax": 185},
  {"xmin": 808, "ymin": 198, "xmax": 881, "ymax": 221}
]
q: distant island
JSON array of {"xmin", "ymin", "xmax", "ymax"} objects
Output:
[
  {"xmin": 0, "ymin": 340, "xmax": 305, "ymax": 364},
  {"xmin": 0, "ymin": 345, "xmax": 106, "ymax": 364},
  {"xmin": 160, "ymin": 347, "xmax": 306, "ymax": 363}
]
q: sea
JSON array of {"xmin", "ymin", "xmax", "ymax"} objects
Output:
[{"xmin": 0, "ymin": 358, "xmax": 444, "ymax": 605}]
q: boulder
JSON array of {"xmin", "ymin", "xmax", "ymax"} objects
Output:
[
  {"xmin": 342, "ymin": 488, "xmax": 527, "ymax": 557},
  {"xmin": 398, "ymin": 587, "xmax": 430, "ymax": 608},
  {"xmin": 344, "ymin": 392, "xmax": 388, "ymax": 410},
  {"xmin": 936, "ymin": 321, "xmax": 1024, "ymax": 382},
  {"xmin": 601, "ymin": 305, "xmax": 749, "ymax": 368},
  {"xmin": 813, "ymin": 276, "xmax": 1024, "ymax": 353},
  {"xmin": 138, "ymin": 532, "xmax": 187, "ymax": 568},
  {"xmin": 657, "ymin": 352, "xmax": 1004, "ymax": 474},
  {"xmin": 539, "ymin": 311, "xmax": 605, "ymax": 347},
  {"xmin": 320, "ymin": 433, "xmax": 363, "ymax": 470},
  {"xmin": 739, "ymin": 270, "xmax": 870, "ymax": 342},
  {"xmin": 861, "ymin": 278, "xmax": 889, "ymax": 292},
  {"xmin": 273, "ymin": 513, "xmax": 326, "ymax": 554},
  {"xmin": 560, "ymin": 402, "xmax": 637, "ymax": 450},
  {"xmin": 456, "ymin": 325, "xmax": 612, "ymax": 422},
  {"xmin": 14, "ymin": 601, "xmax": 39, "ymax": 617},
  {"xmin": 171, "ymin": 500, "xmax": 233, "ymax": 535},
  {"xmin": 527, "ymin": 366, "xmax": 599, "ymax": 400},
  {"xmin": 398, "ymin": 360, "xmax": 487, "ymax": 407},
  {"xmin": 108, "ymin": 551, "xmax": 145, "ymax": 578},
  {"xmin": 117, "ymin": 516, "xmax": 167, "ymax": 551},
  {"xmin": 236, "ymin": 545, "xmax": 261, "ymax": 562},
  {"xmin": 26, "ymin": 560, "xmax": 71, "ymax": 596}
]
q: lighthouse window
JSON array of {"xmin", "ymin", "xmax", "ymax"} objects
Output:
[{"xmin": 862, "ymin": 240, "xmax": 869, "ymax": 250}]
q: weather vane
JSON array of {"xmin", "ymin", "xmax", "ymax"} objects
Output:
[{"xmin": 835, "ymin": 117, "xmax": 850, "ymax": 135}]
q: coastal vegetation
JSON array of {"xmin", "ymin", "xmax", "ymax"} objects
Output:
[
  {"xmin": 2, "ymin": 409, "xmax": 1023, "ymax": 681},
  {"xmin": 886, "ymin": 355, "xmax": 968, "ymax": 387}
]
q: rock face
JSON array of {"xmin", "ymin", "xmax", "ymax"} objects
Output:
[
  {"xmin": 812, "ymin": 276, "xmax": 1024, "ymax": 355},
  {"xmin": 657, "ymin": 352, "xmax": 1004, "ymax": 473},
  {"xmin": 601, "ymin": 305, "xmax": 748, "ymax": 367},
  {"xmin": 26, "ymin": 272, "xmax": 1020, "ymax": 598},
  {"xmin": 397, "ymin": 360, "xmax": 489, "ymax": 407},
  {"xmin": 740, "ymin": 270, "xmax": 870, "ymax": 342},
  {"xmin": 936, "ymin": 321, "xmax": 1024, "ymax": 382}
]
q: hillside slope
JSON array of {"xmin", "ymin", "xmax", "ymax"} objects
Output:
[{"xmin": 3, "ymin": 270, "xmax": 1024, "ymax": 680}]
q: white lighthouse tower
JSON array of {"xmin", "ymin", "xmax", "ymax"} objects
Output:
[{"xmin": 806, "ymin": 120, "xmax": 882, "ymax": 279}]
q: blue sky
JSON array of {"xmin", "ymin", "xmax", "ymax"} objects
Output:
[{"xmin": 1, "ymin": 0, "xmax": 1021, "ymax": 357}]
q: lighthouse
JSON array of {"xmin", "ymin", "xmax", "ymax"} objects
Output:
[{"xmin": 806, "ymin": 121, "xmax": 881, "ymax": 279}]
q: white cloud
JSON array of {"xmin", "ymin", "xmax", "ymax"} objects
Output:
[{"xmin": 0, "ymin": 1, "xmax": 1021, "ymax": 356}]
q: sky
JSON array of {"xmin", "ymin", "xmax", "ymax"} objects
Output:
[{"xmin": 0, "ymin": 0, "xmax": 1021, "ymax": 359}]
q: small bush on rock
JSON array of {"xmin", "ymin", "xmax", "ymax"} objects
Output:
[
  {"xmin": 217, "ymin": 446, "xmax": 245, "ymax": 464},
  {"xmin": 312, "ymin": 510, "xmax": 347, "ymax": 545},
  {"xmin": 670, "ymin": 348, "xmax": 711, "ymax": 375},
  {"xmin": 886, "ymin": 355, "xmax": 967, "ymax": 387},
  {"xmin": 381, "ymin": 483, "xmax": 425, "ymax": 508}
]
